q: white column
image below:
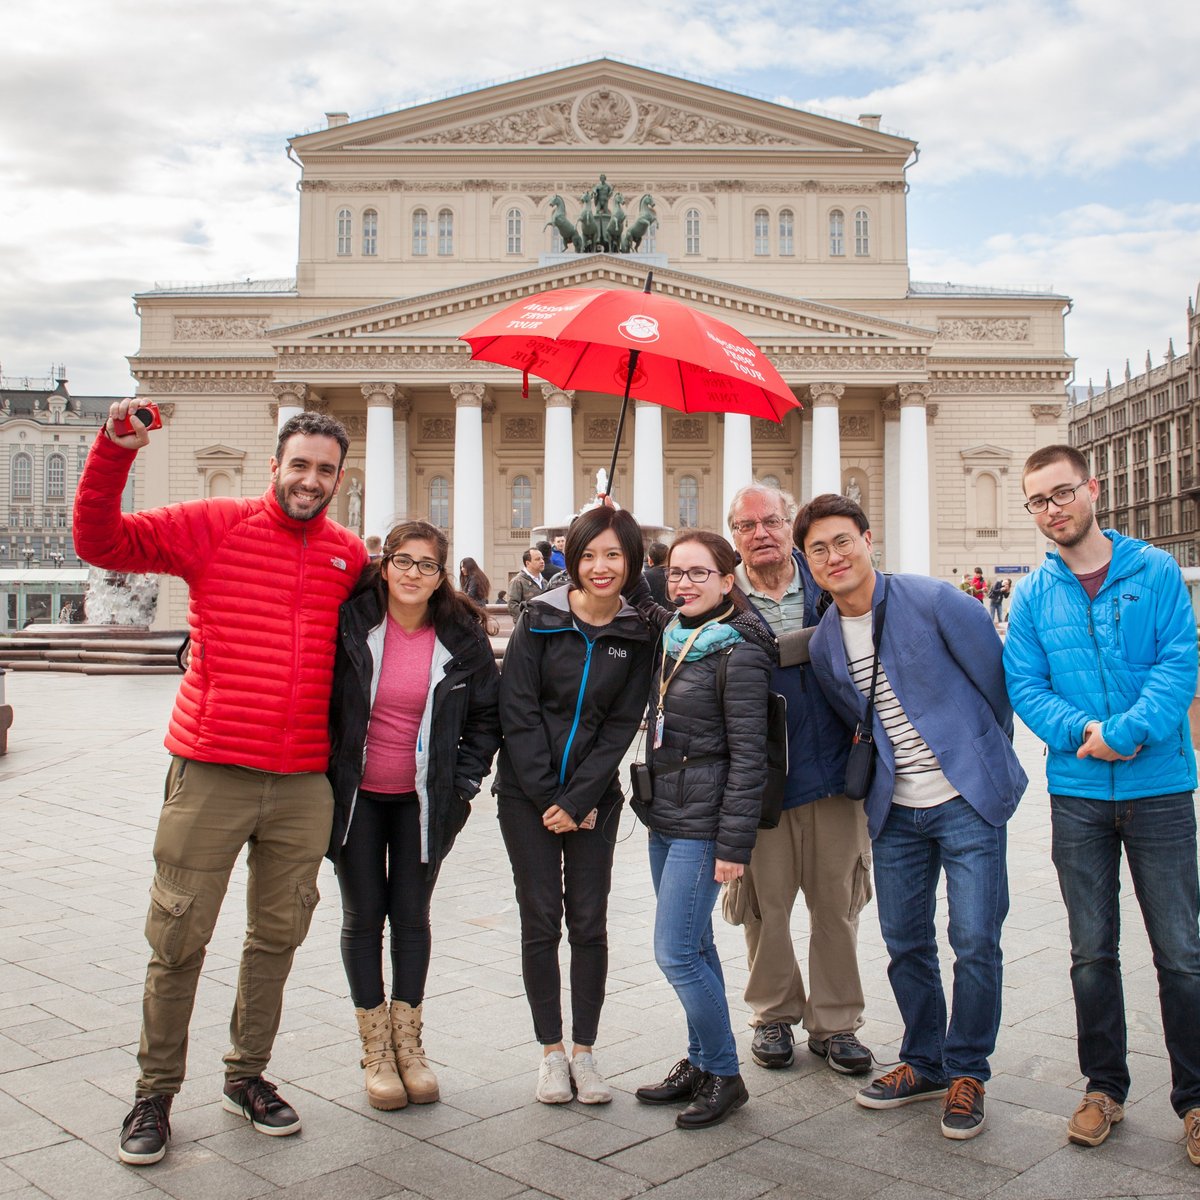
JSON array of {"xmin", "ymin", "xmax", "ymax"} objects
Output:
[
  {"xmin": 361, "ymin": 383, "xmax": 397, "ymax": 541},
  {"xmin": 898, "ymin": 384, "xmax": 931, "ymax": 575},
  {"xmin": 540, "ymin": 383, "xmax": 576, "ymax": 526},
  {"xmin": 882, "ymin": 393, "xmax": 901, "ymax": 572},
  {"xmin": 722, "ymin": 413, "xmax": 753, "ymax": 522},
  {"xmin": 393, "ymin": 392, "xmax": 411, "ymax": 520},
  {"xmin": 633, "ymin": 399, "xmax": 664, "ymax": 526},
  {"xmin": 271, "ymin": 382, "xmax": 306, "ymax": 433},
  {"xmin": 809, "ymin": 383, "xmax": 844, "ymax": 497},
  {"xmin": 451, "ymin": 382, "xmax": 487, "ymax": 569}
]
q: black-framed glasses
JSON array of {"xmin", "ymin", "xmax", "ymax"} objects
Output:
[
  {"xmin": 730, "ymin": 515, "xmax": 788, "ymax": 535},
  {"xmin": 804, "ymin": 533, "xmax": 860, "ymax": 564},
  {"xmin": 666, "ymin": 566, "xmax": 721, "ymax": 583},
  {"xmin": 1024, "ymin": 482, "xmax": 1087, "ymax": 514},
  {"xmin": 387, "ymin": 553, "xmax": 443, "ymax": 576}
]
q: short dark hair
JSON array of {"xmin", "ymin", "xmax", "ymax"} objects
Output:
[
  {"xmin": 647, "ymin": 540, "xmax": 668, "ymax": 566},
  {"xmin": 1021, "ymin": 444, "xmax": 1090, "ymax": 488},
  {"xmin": 275, "ymin": 411, "xmax": 350, "ymax": 468},
  {"xmin": 536, "ymin": 539, "xmax": 552, "ymax": 559},
  {"xmin": 522, "ymin": 547, "xmax": 539, "ymax": 566},
  {"xmin": 564, "ymin": 506, "xmax": 645, "ymax": 594},
  {"xmin": 793, "ymin": 492, "xmax": 870, "ymax": 552}
]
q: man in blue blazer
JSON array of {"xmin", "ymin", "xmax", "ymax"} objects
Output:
[{"xmin": 799, "ymin": 492, "xmax": 1027, "ymax": 1141}]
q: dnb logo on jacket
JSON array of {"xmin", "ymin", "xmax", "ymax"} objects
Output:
[{"xmin": 608, "ymin": 646, "xmax": 628, "ymax": 660}]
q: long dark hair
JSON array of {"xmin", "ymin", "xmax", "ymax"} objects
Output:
[
  {"xmin": 360, "ymin": 520, "xmax": 494, "ymax": 634},
  {"xmin": 458, "ymin": 556, "xmax": 491, "ymax": 603},
  {"xmin": 668, "ymin": 529, "xmax": 751, "ymax": 613},
  {"xmin": 564, "ymin": 506, "xmax": 645, "ymax": 594}
]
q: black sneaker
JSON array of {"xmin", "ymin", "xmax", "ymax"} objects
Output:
[
  {"xmin": 808, "ymin": 1032, "xmax": 873, "ymax": 1075},
  {"xmin": 676, "ymin": 1072, "xmax": 749, "ymax": 1130},
  {"xmin": 118, "ymin": 1094, "xmax": 171, "ymax": 1165},
  {"xmin": 222, "ymin": 1076, "xmax": 301, "ymax": 1136},
  {"xmin": 636, "ymin": 1058, "xmax": 704, "ymax": 1105},
  {"xmin": 855, "ymin": 1062, "xmax": 948, "ymax": 1109},
  {"xmin": 941, "ymin": 1076, "xmax": 986, "ymax": 1140},
  {"xmin": 750, "ymin": 1022, "xmax": 794, "ymax": 1069}
]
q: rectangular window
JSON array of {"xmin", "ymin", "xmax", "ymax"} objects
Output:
[
  {"xmin": 1157, "ymin": 503, "xmax": 1173, "ymax": 536},
  {"xmin": 1155, "ymin": 461, "xmax": 1172, "ymax": 496},
  {"xmin": 1134, "ymin": 467, "xmax": 1149, "ymax": 502},
  {"xmin": 1136, "ymin": 508, "xmax": 1150, "ymax": 539}
]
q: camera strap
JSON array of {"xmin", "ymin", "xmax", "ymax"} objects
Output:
[{"xmin": 857, "ymin": 577, "xmax": 890, "ymax": 744}]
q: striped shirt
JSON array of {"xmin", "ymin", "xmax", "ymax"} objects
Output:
[
  {"xmin": 735, "ymin": 560, "xmax": 805, "ymax": 635},
  {"xmin": 840, "ymin": 611, "xmax": 956, "ymax": 810}
]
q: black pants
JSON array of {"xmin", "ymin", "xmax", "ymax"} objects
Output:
[
  {"xmin": 335, "ymin": 791, "xmax": 439, "ymax": 1009},
  {"xmin": 497, "ymin": 793, "xmax": 620, "ymax": 1046}
]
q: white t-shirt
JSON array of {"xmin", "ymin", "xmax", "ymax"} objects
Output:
[{"xmin": 840, "ymin": 611, "xmax": 957, "ymax": 810}]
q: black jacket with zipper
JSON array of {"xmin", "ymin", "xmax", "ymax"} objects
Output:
[
  {"xmin": 326, "ymin": 586, "xmax": 501, "ymax": 875},
  {"xmin": 494, "ymin": 586, "xmax": 655, "ymax": 822}
]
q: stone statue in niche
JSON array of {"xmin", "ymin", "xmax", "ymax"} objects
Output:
[
  {"xmin": 844, "ymin": 477, "xmax": 862, "ymax": 505},
  {"xmin": 346, "ymin": 478, "xmax": 363, "ymax": 533}
]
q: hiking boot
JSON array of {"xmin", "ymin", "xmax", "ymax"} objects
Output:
[
  {"xmin": 389, "ymin": 1000, "xmax": 439, "ymax": 1105},
  {"xmin": 1067, "ymin": 1091, "xmax": 1124, "ymax": 1147},
  {"xmin": 535, "ymin": 1050, "xmax": 572, "ymax": 1104},
  {"xmin": 118, "ymin": 1094, "xmax": 171, "ymax": 1165},
  {"xmin": 1185, "ymin": 1108, "xmax": 1200, "ymax": 1166},
  {"xmin": 941, "ymin": 1076, "xmax": 986, "ymax": 1140},
  {"xmin": 676, "ymin": 1072, "xmax": 749, "ymax": 1130},
  {"xmin": 355, "ymin": 1002, "xmax": 407, "ymax": 1111},
  {"xmin": 750, "ymin": 1022, "xmax": 794, "ymax": 1069},
  {"xmin": 568, "ymin": 1052, "xmax": 612, "ymax": 1104},
  {"xmin": 808, "ymin": 1032, "xmax": 873, "ymax": 1075},
  {"xmin": 636, "ymin": 1058, "xmax": 704, "ymax": 1105},
  {"xmin": 222, "ymin": 1076, "xmax": 301, "ymax": 1135},
  {"xmin": 855, "ymin": 1062, "xmax": 948, "ymax": 1109}
]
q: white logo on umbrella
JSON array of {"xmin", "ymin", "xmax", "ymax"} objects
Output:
[{"xmin": 617, "ymin": 314, "xmax": 660, "ymax": 343}]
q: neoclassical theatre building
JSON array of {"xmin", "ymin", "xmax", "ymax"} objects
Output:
[{"xmin": 129, "ymin": 59, "xmax": 1071, "ymax": 624}]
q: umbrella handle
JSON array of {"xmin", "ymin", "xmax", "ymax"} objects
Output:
[{"xmin": 605, "ymin": 348, "xmax": 639, "ymax": 501}]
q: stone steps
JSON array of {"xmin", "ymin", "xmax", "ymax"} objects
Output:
[{"xmin": 0, "ymin": 626, "xmax": 185, "ymax": 674}]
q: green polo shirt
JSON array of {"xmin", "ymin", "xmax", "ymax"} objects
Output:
[{"xmin": 735, "ymin": 559, "xmax": 806, "ymax": 634}]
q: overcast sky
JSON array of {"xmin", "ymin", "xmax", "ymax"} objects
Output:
[{"xmin": 2, "ymin": 0, "xmax": 1198, "ymax": 396}]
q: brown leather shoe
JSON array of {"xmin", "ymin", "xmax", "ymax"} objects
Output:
[
  {"xmin": 1185, "ymin": 1108, "xmax": 1200, "ymax": 1166},
  {"xmin": 1067, "ymin": 1091, "xmax": 1124, "ymax": 1146}
]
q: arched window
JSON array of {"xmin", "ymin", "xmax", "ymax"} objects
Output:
[
  {"xmin": 854, "ymin": 208, "xmax": 870, "ymax": 256},
  {"xmin": 429, "ymin": 476, "xmax": 450, "ymax": 528},
  {"xmin": 778, "ymin": 209, "xmax": 794, "ymax": 256},
  {"xmin": 976, "ymin": 473, "xmax": 998, "ymax": 528},
  {"xmin": 684, "ymin": 208, "xmax": 701, "ymax": 255},
  {"xmin": 336, "ymin": 208, "xmax": 352, "ymax": 256},
  {"xmin": 829, "ymin": 209, "xmax": 845, "ymax": 256},
  {"xmin": 46, "ymin": 453, "xmax": 67, "ymax": 500},
  {"xmin": 362, "ymin": 209, "xmax": 378, "ymax": 256},
  {"xmin": 753, "ymin": 208, "xmax": 770, "ymax": 255},
  {"xmin": 511, "ymin": 475, "xmax": 532, "ymax": 530},
  {"xmin": 678, "ymin": 474, "xmax": 699, "ymax": 527},
  {"xmin": 437, "ymin": 209, "xmax": 454, "ymax": 255},
  {"xmin": 506, "ymin": 208, "xmax": 523, "ymax": 255},
  {"xmin": 12, "ymin": 453, "xmax": 32, "ymax": 501},
  {"xmin": 412, "ymin": 209, "xmax": 429, "ymax": 256}
]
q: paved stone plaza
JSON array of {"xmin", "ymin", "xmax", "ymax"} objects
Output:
[{"xmin": 1, "ymin": 671, "xmax": 1198, "ymax": 1199}]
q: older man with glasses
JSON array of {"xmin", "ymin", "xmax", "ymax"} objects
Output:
[
  {"xmin": 1005, "ymin": 444, "xmax": 1200, "ymax": 1166},
  {"xmin": 725, "ymin": 484, "xmax": 874, "ymax": 1077}
]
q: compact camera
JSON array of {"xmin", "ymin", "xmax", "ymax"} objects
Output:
[{"xmin": 110, "ymin": 403, "xmax": 163, "ymax": 437}]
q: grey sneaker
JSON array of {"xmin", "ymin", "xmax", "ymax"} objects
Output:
[
  {"xmin": 535, "ymin": 1051, "xmax": 572, "ymax": 1104},
  {"xmin": 569, "ymin": 1052, "xmax": 612, "ymax": 1104}
]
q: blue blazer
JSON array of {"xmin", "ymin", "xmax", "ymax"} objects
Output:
[{"xmin": 808, "ymin": 572, "xmax": 1027, "ymax": 839}]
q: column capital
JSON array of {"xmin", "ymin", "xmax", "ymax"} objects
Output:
[
  {"xmin": 898, "ymin": 383, "xmax": 929, "ymax": 408},
  {"xmin": 271, "ymin": 381, "xmax": 307, "ymax": 404},
  {"xmin": 360, "ymin": 382, "xmax": 398, "ymax": 405},
  {"xmin": 539, "ymin": 382, "xmax": 576, "ymax": 409},
  {"xmin": 450, "ymin": 382, "xmax": 488, "ymax": 408},
  {"xmin": 881, "ymin": 392, "xmax": 901, "ymax": 420},
  {"xmin": 809, "ymin": 383, "xmax": 845, "ymax": 407},
  {"xmin": 1030, "ymin": 403, "xmax": 1064, "ymax": 425}
]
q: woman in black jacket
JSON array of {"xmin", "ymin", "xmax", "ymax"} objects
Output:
[
  {"xmin": 631, "ymin": 529, "xmax": 774, "ymax": 1130},
  {"xmin": 328, "ymin": 521, "xmax": 501, "ymax": 1112},
  {"xmin": 458, "ymin": 557, "xmax": 491, "ymax": 605},
  {"xmin": 495, "ymin": 505, "xmax": 655, "ymax": 1107}
]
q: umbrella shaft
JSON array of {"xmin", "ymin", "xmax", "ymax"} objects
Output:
[{"xmin": 606, "ymin": 348, "xmax": 639, "ymax": 499}]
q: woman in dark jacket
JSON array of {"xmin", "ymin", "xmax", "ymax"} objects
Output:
[
  {"xmin": 495, "ymin": 505, "xmax": 655, "ymax": 1107},
  {"xmin": 458, "ymin": 557, "xmax": 491, "ymax": 605},
  {"xmin": 632, "ymin": 529, "xmax": 774, "ymax": 1130},
  {"xmin": 328, "ymin": 521, "xmax": 501, "ymax": 1112}
]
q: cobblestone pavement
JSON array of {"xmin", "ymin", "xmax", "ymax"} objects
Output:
[{"xmin": 2, "ymin": 671, "xmax": 1199, "ymax": 1199}]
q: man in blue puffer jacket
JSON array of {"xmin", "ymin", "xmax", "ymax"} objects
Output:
[{"xmin": 1005, "ymin": 444, "xmax": 1200, "ymax": 1167}]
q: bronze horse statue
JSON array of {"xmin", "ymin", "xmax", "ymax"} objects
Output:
[
  {"xmin": 546, "ymin": 195, "xmax": 583, "ymax": 253},
  {"xmin": 620, "ymin": 194, "xmax": 657, "ymax": 253}
]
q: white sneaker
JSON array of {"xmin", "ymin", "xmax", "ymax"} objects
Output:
[
  {"xmin": 569, "ymin": 1052, "xmax": 612, "ymax": 1104},
  {"xmin": 536, "ymin": 1051, "xmax": 572, "ymax": 1104}
]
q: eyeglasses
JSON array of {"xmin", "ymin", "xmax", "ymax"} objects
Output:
[
  {"xmin": 804, "ymin": 533, "xmax": 860, "ymax": 564},
  {"xmin": 730, "ymin": 515, "xmax": 788, "ymax": 535},
  {"xmin": 1023, "ymin": 482, "xmax": 1088, "ymax": 514},
  {"xmin": 387, "ymin": 553, "xmax": 443, "ymax": 576},
  {"xmin": 666, "ymin": 566, "xmax": 722, "ymax": 583}
]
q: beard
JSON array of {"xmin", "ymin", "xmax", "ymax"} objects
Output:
[
  {"xmin": 275, "ymin": 480, "xmax": 333, "ymax": 522},
  {"xmin": 1043, "ymin": 510, "xmax": 1095, "ymax": 548}
]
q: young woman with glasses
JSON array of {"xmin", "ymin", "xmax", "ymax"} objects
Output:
[{"xmin": 327, "ymin": 521, "xmax": 501, "ymax": 1111}]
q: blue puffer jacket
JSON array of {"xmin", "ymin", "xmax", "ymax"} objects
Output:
[{"xmin": 1004, "ymin": 530, "xmax": 1198, "ymax": 801}]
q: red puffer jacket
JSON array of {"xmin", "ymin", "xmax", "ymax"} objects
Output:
[{"xmin": 73, "ymin": 433, "xmax": 367, "ymax": 773}]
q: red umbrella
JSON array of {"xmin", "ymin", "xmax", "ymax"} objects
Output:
[{"xmin": 459, "ymin": 273, "xmax": 799, "ymax": 498}]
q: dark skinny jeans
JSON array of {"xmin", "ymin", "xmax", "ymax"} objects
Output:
[{"xmin": 335, "ymin": 791, "xmax": 439, "ymax": 1009}]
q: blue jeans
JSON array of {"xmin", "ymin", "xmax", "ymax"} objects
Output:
[
  {"xmin": 872, "ymin": 797, "xmax": 1009, "ymax": 1083},
  {"xmin": 647, "ymin": 831, "xmax": 739, "ymax": 1077},
  {"xmin": 1050, "ymin": 791, "xmax": 1200, "ymax": 1116}
]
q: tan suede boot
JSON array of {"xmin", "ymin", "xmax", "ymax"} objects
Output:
[
  {"xmin": 390, "ymin": 1000, "xmax": 440, "ymax": 1104},
  {"xmin": 355, "ymin": 1004, "xmax": 407, "ymax": 1110}
]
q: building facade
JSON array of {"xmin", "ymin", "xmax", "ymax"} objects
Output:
[
  {"xmin": 126, "ymin": 60, "xmax": 1072, "ymax": 625},
  {"xmin": 1068, "ymin": 284, "xmax": 1200, "ymax": 567}
]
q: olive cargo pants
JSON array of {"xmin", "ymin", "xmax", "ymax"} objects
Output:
[{"xmin": 135, "ymin": 756, "xmax": 332, "ymax": 1097}]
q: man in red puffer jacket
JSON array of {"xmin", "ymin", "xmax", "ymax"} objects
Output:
[{"xmin": 74, "ymin": 403, "xmax": 366, "ymax": 1166}]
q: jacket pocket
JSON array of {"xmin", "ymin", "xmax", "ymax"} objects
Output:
[{"xmin": 145, "ymin": 876, "xmax": 199, "ymax": 966}]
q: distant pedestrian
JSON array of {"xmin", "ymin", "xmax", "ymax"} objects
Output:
[
  {"xmin": 643, "ymin": 540, "xmax": 670, "ymax": 606},
  {"xmin": 458, "ymin": 556, "xmax": 491, "ymax": 604}
]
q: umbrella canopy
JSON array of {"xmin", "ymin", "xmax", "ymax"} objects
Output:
[{"xmin": 460, "ymin": 283, "xmax": 799, "ymax": 422}]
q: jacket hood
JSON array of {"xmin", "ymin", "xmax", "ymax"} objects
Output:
[{"xmin": 525, "ymin": 585, "xmax": 652, "ymax": 639}]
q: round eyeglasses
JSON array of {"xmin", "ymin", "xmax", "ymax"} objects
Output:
[
  {"xmin": 387, "ymin": 553, "xmax": 443, "ymax": 576},
  {"xmin": 804, "ymin": 533, "xmax": 860, "ymax": 564},
  {"xmin": 666, "ymin": 566, "xmax": 722, "ymax": 583},
  {"xmin": 1023, "ymin": 482, "xmax": 1087, "ymax": 514}
]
